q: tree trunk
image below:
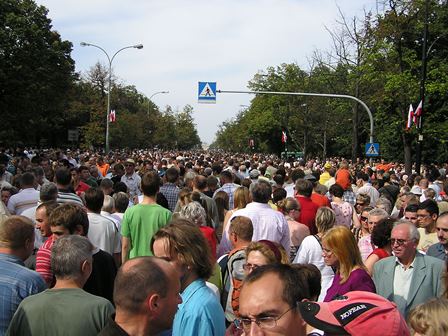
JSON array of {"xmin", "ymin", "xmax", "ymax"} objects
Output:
[{"xmin": 402, "ymin": 132, "xmax": 413, "ymax": 175}]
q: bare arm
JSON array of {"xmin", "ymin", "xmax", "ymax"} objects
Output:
[
  {"xmin": 121, "ymin": 236, "xmax": 131, "ymax": 264},
  {"xmin": 352, "ymin": 205, "xmax": 361, "ymax": 229},
  {"xmin": 364, "ymin": 253, "xmax": 380, "ymax": 276}
]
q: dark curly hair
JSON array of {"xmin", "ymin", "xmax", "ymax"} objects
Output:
[{"xmin": 371, "ymin": 217, "xmax": 395, "ymax": 248}]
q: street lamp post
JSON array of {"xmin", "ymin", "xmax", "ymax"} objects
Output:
[
  {"xmin": 80, "ymin": 42, "xmax": 143, "ymax": 152},
  {"xmin": 147, "ymin": 91, "xmax": 169, "ymax": 115}
]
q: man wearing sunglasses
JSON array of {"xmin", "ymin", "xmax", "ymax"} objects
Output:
[{"xmin": 373, "ymin": 222, "xmax": 444, "ymax": 318}]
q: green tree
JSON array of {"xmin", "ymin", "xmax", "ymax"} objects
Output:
[
  {"xmin": 175, "ymin": 105, "xmax": 201, "ymax": 150},
  {"xmin": 0, "ymin": 0, "xmax": 75, "ymax": 145}
]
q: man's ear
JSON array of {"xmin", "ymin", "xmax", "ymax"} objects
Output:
[
  {"xmin": 75, "ymin": 225, "xmax": 84, "ymax": 236},
  {"xmin": 146, "ymin": 293, "xmax": 159, "ymax": 312},
  {"xmin": 81, "ymin": 259, "xmax": 92, "ymax": 276}
]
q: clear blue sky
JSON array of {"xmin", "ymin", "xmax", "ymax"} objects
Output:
[{"xmin": 35, "ymin": 0, "xmax": 380, "ymax": 144}]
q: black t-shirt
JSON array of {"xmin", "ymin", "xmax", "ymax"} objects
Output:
[{"xmin": 83, "ymin": 249, "xmax": 117, "ymax": 303}]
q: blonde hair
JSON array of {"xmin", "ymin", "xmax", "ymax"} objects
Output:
[
  {"xmin": 408, "ymin": 298, "xmax": 448, "ymax": 336},
  {"xmin": 178, "ymin": 187, "xmax": 192, "ymax": 206},
  {"xmin": 233, "ymin": 186, "xmax": 250, "ymax": 210},
  {"xmin": 277, "ymin": 197, "xmax": 300, "ymax": 214},
  {"xmin": 315, "ymin": 207, "xmax": 336, "ymax": 233},
  {"xmin": 322, "ymin": 226, "xmax": 364, "ymax": 283},
  {"xmin": 245, "ymin": 240, "xmax": 289, "ymax": 265}
]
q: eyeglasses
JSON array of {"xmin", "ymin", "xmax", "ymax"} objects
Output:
[
  {"xmin": 416, "ymin": 214, "xmax": 431, "ymax": 219},
  {"xmin": 242, "ymin": 263, "xmax": 260, "ymax": 272},
  {"xmin": 322, "ymin": 248, "xmax": 333, "ymax": 256},
  {"xmin": 360, "ymin": 216, "xmax": 368, "ymax": 221},
  {"xmin": 389, "ymin": 238, "xmax": 410, "ymax": 246},
  {"xmin": 356, "ymin": 203, "xmax": 365, "ymax": 206},
  {"xmin": 235, "ymin": 305, "xmax": 295, "ymax": 331}
]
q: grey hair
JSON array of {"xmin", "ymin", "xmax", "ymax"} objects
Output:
[
  {"xmin": 368, "ymin": 207, "xmax": 388, "ymax": 220},
  {"xmin": 51, "ymin": 235, "xmax": 93, "ymax": 280},
  {"xmin": 184, "ymin": 171, "xmax": 197, "ymax": 185},
  {"xmin": 375, "ymin": 197, "xmax": 392, "ymax": 215},
  {"xmin": 102, "ymin": 195, "xmax": 115, "ymax": 213},
  {"xmin": 113, "ymin": 192, "xmax": 129, "ymax": 213},
  {"xmin": 180, "ymin": 201, "xmax": 206, "ymax": 226},
  {"xmin": 40, "ymin": 182, "xmax": 58, "ymax": 202},
  {"xmin": 393, "ymin": 221, "xmax": 420, "ymax": 243}
]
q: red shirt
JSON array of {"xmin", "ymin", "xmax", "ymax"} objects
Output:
[
  {"xmin": 200, "ymin": 226, "xmax": 217, "ymax": 261},
  {"xmin": 75, "ymin": 181, "xmax": 90, "ymax": 197},
  {"xmin": 295, "ymin": 195, "xmax": 318, "ymax": 235},
  {"xmin": 311, "ymin": 193, "xmax": 331, "ymax": 208}
]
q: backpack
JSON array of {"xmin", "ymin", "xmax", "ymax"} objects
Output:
[{"xmin": 221, "ymin": 247, "xmax": 246, "ymax": 320}]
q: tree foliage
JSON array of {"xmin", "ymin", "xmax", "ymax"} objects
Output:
[
  {"xmin": 212, "ymin": 0, "xmax": 448, "ymax": 168},
  {"xmin": 0, "ymin": 0, "xmax": 75, "ymax": 145}
]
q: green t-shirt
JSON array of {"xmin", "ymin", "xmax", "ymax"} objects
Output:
[
  {"xmin": 7, "ymin": 288, "xmax": 114, "ymax": 336},
  {"xmin": 121, "ymin": 203, "xmax": 172, "ymax": 259}
]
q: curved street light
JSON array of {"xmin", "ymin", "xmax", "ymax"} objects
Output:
[
  {"xmin": 147, "ymin": 91, "xmax": 169, "ymax": 115},
  {"xmin": 80, "ymin": 42, "xmax": 143, "ymax": 152}
]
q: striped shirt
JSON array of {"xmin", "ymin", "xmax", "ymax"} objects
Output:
[
  {"xmin": 56, "ymin": 190, "xmax": 84, "ymax": 207},
  {"xmin": 7, "ymin": 188, "xmax": 39, "ymax": 215},
  {"xmin": 36, "ymin": 236, "xmax": 55, "ymax": 287}
]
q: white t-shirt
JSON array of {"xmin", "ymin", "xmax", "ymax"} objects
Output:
[
  {"xmin": 293, "ymin": 235, "xmax": 334, "ymax": 302},
  {"xmin": 87, "ymin": 212, "xmax": 121, "ymax": 255}
]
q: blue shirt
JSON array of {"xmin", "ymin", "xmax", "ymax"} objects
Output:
[
  {"xmin": 173, "ymin": 279, "xmax": 225, "ymax": 336},
  {"xmin": 427, "ymin": 242, "xmax": 447, "ymax": 261},
  {"xmin": 0, "ymin": 253, "xmax": 46, "ymax": 335},
  {"xmin": 214, "ymin": 183, "xmax": 239, "ymax": 210},
  {"xmin": 159, "ymin": 183, "xmax": 179, "ymax": 212}
]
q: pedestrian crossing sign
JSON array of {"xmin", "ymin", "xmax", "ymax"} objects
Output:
[
  {"xmin": 198, "ymin": 82, "xmax": 217, "ymax": 103},
  {"xmin": 365, "ymin": 143, "xmax": 380, "ymax": 157}
]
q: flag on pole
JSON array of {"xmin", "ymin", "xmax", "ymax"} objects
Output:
[
  {"xmin": 109, "ymin": 110, "xmax": 116, "ymax": 123},
  {"xmin": 406, "ymin": 104, "xmax": 414, "ymax": 130},
  {"xmin": 249, "ymin": 139, "xmax": 255, "ymax": 147},
  {"xmin": 414, "ymin": 100, "xmax": 423, "ymax": 118},
  {"xmin": 281, "ymin": 131, "xmax": 287, "ymax": 143}
]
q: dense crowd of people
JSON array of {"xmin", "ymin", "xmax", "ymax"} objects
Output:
[{"xmin": 1, "ymin": 147, "xmax": 448, "ymax": 335}]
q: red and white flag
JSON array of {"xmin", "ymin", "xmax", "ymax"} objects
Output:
[
  {"xmin": 414, "ymin": 100, "xmax": 423, "ymax": 118},
  {"xmin": 406, "ymin": 104, "xmax": 414, "ymax": 130},
  {"xmin": 281, "ymin": 131, "xmax": 287, "ymax": 143},
  {"xmin": 109, "ymin": 110, "xmax": 116, "ymax": 123}
]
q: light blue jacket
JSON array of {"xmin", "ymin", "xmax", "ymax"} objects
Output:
[{"xmin": 373, "ymin": 252, "xmax": 445, "ymax": 317}]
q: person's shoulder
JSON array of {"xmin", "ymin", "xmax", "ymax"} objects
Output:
[
  {"xmin": 374, "ymin": 255, "xmax": 395, "ymax": 268},
  {"xmin": 353, "ymin": 268, "xmax": 372, "ymax": 279},
  {"xmin": 19, "ymin": 288, "xmax": 48, "ymax": 306},
  {"xmin": 80, "ymin": 289, "xmax": 115, "ymax": 307},
  {"xmin": 420, "ymin": 252, "xmax": 445, "ymax": 267},
  {"xmin": 426, "ymin": 242, "xmax": 439, "ymax": 251}
]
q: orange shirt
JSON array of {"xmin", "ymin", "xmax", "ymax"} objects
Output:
[
  {"xmin": 336, "ymin": 168, "xmax": 351, "ymax": 190},
  {"xmin": 97, "ymin": 163, "xmax": 110, "ymax": 177}
]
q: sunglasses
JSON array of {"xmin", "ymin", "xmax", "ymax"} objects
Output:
[
  {"xmin": 356, "ymin": 203, "xmax": 365, "ymax": 206},
  {"xmin": 360, "ymin": 216, "xmax": 368, "ymax": 221}
]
